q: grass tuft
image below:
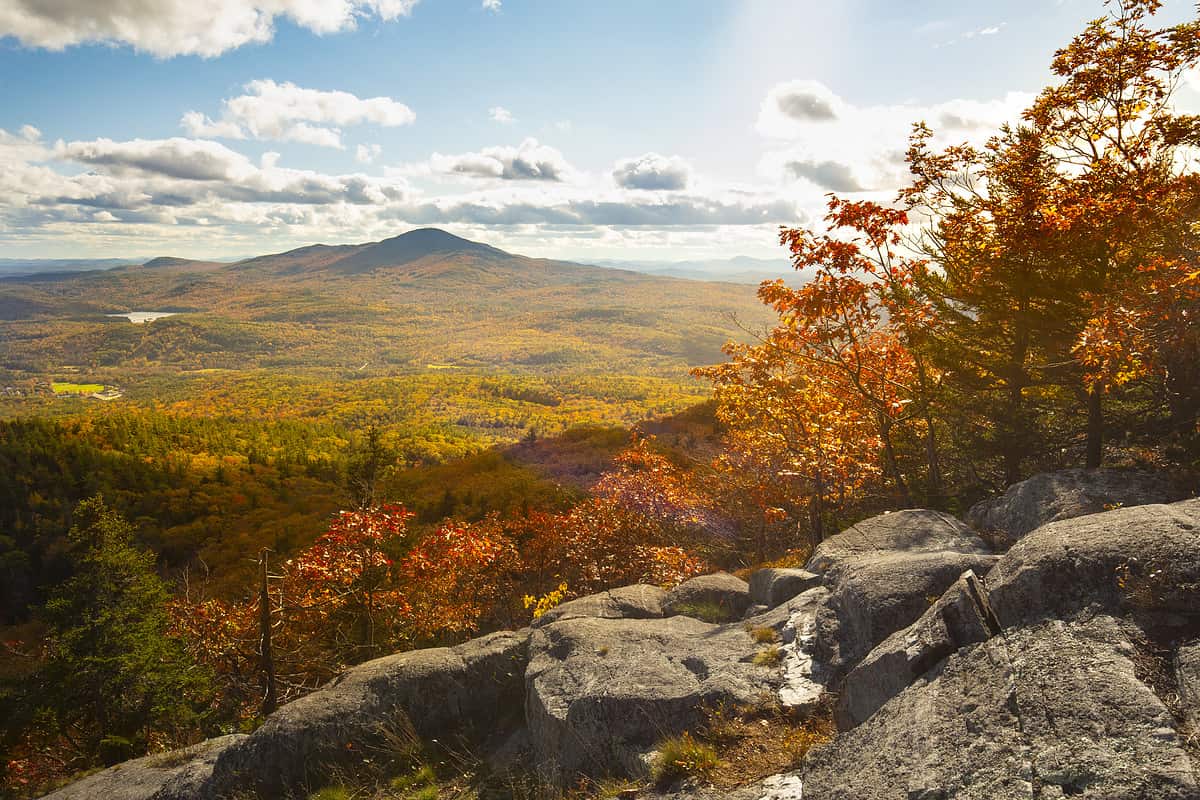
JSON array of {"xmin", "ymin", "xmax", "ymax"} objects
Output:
[{"xmin": 650, "ymin": 731, "xmax": 720, "ymax": 785}]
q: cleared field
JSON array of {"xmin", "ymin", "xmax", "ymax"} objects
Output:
[{"xmin": 50, "ymin": 382, "xmax": 104, "ymax": 395}]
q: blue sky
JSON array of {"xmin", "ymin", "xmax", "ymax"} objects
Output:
[{"xmin": 0, "ymin": 0, "xmax": 1197, "ymax": 261}]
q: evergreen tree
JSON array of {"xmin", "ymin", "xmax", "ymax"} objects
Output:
[{"xmin": 35, "ymin": 497, "xmax": 207, "ymax": 766}]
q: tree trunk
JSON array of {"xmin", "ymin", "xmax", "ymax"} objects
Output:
[
  {"xmin": 259, "ymin": 549, "xmax": 277, "ymax": 717},
  {"xmin": 808, "ymin": 478, "xmax": 825, "ymax": 550},
  {"xmin": 923, "ymin": 410, "xmax": 944, "ymax": 506},
  {"xmin": 1002, "ymin": 377, "xmax": 1025, "ymax": 485},
  {"xmin": 877, "ymin": 414, "xmax": 912, "ymax": 507},
  {"xmin": 1086, "ymin": 388, "xmax": 1104, "ymax": 468}
]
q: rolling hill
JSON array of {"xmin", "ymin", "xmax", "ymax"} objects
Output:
[{"xmin": 0, "ymin": 228, "xmax": 778, "ymax": 378}]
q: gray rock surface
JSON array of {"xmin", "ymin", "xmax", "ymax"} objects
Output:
[
  {"xmin": 206, "ymin": 629, "xmax": 528, "ymax": 797},
  {"xmin": 532, "ymin": 584, "xmax": 667, "ymax": 628},
  {"xmin": 525, "ymin": 615, "xmax": 782, "ymax": 785},
  {"xmin": 811, "ymin": 549, "xmax": 999, "ymax": 678},
  {"xmin": 799, "ymin": 616, "xmax": 1199, "ymax": 799},
  {"xmin": 41, "ymin": 735, "xmax": 246, "ymax": 800},
  {"xmin": 966, "ymin": 468, "xmax": 1189, "ymax": 543},
  {"xmin": 664, "ymin": 572, "xmax": 752, "ymax": 620},
  {"xmin": 1178, "ymin": 639, "xmax": 1200, "ymax": 737},
  {"xmin": 749, "ymin": 568, "xmax": 821, "ymax": 609},
  {"xmin": 806, "ymin": 510, "xmax": 991, "ymax": 579},
  {"xmin": 987, "ymin": 499, "xmax": 1200, "ymax": 629},
  {"xmin": 836, "ymin": 570, "xmax": 998, "ymax": 730}
]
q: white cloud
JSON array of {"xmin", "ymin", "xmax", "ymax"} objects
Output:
[
  {"xmin": 428, "ymin": 138, "xmax": 573, "ymax": 181},
  {"xmin": 757, "ymin": 79, "xmax": 1032, "ymax": 194},
  {"xmin": 612, "ymin": 153, "xmax": 691, "ymax": 191},
  {"xmin": 181, "ymin": 80, "xmax": 415, "ymax": 149},
  {"xmin": 356, "ymin": 143, "xmax": 383, "ymax": 163},
  {"xmin": 0, "ymin": 0, "xmax": 420, "ymax": 58},
  {"xmin": 934, "ymin": 22, "xmax": 1008, "ymax": 48},
  {"xmin": 482, "ymin": 0, "xmax": 501, "ymax": 12},
  {"xmin": 489, "ymin": 106, "xmax": 515, "ymax": 124}
]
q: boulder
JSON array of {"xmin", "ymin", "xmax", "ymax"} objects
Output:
[
  {"xmin": 836, "ymin": 570, "xmax": 999, "ymax": 730},
  {"xmin": 749, "ymin": 568, "xmax": 821, "ymax": 609},
  {"xmin": 806, "ymin": 510, "xmax": 991, "ymax": 579},
  {"xmin": 525, "ymin": 615, "xmax": 783, "ymax": 785},
  {"xmin": 206, "ymin": 629, "xmax": 528, "ymax": 798},
  {"xmin": 986, "ymin": 499, "xmax": 1200, "ymax": 629},
  {"xmin": 664, "ymin": 572, "xmax": 752, "ymax": 620},
  {"xmin": 40, "ymin": 735, "xmax": 246, "ymax": 800},
  {"xmin": 966, "ymin": 468, "xmax": 1190, "ymax": 543},
  {"xmin": 532, "ymin": 584, "xmax": 667, "ymax": 628},
  {"xmin": 810, "ymin": 549, "xmax": 1000, "ymax": 678},
  {"xmin": 798, "ymin": 616, "xmax": 1199, "ymax": 800}
]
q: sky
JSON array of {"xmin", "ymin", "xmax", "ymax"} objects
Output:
[{"xmin": 0, "ymin": 0, "xmax": 1197, "ymax": 263}]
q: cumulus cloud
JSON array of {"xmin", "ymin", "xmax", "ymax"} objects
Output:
[
  {"xmin": 429, "ymin": 139, "xmax": 573, "ymax": 181},
  {"xmin": 0, "ymin": 0, "xmax": 420, "ymax": 58},
  {"xmin": 40, "ymin": 135, "xmax": 410, "ymax": 212},
  {"xmin": 760, "ymin": 80, "xmax": 843, "ymax": 130},
  {"xmin": 782, "ymin": 159, "xmax": 865, "ymax": 193},
  {"xmin": 612, "ymin": 153, "xmax": 691, "ymax": 190},
  {"xmin": 56, "ymin": 137, "xmax": 254, "ymax": 182},
  {"xmin": 489, "ymin": 106, "xmax": 515, "ymax": 124},
  {"xmin": 0, "ymin": 126, "xmax": 802, "ymax": 258},
  {"xmin": 482, "ymin": 0, "xmax": 501, "ymax": 12},
  {"xmin": 181, "ymin": 80, "xmax": 415, "ymax": 148},
  {"xmin": 757, "ymin": 79, "xmax": 1032, "ymax": 194}
]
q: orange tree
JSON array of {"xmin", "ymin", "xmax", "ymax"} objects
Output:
[
  {"xmin": 905, "ymin": 0, "xmax": 1200, "ymax": 476},
  {"xmin": 696, "ymin": 335, "xmax": 880, "ymax": 547}
]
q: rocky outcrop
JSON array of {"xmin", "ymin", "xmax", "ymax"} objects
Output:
[
  {"xmin": 799, "ymin": 510, "xmax": 998, "ymax": 681},
  {"xmin": 43, "ymin": 484, "xmax": 1200, "ymax": 800},
  {"xmin": 748, "ymin": 567, "xmax": 821, "ymax": 609},
  {"xmin": 41, "ymin": 735, "xmax": 246, "ymax": 800},
  {"xmin": 206, "ymin": 629, "xmax": 528, "ymax": 798},
  {"xmin": 836, "ymin": 569, "xmax": 998, "ymax": 729},
  {"xmin": 805, "ymin": 509, "xmax": 991, "ymax": 578},
  {"xmin": 664, "ymin": 572, "xmax": 752, "ymax": 620},
  {"xmin": 966, "ymin": 467, "xmax": 1189, "ymax": 543},
  {"xmin": 986, "ymin": 499, "xmax": 1200, "ymax": 628},
  {"xmin": 531, "ymin": 584, "xmax": 666, "ymax": 627},
  {"xmin": 525, "ymin": 614, "xmax": 784, "ymax": 785},
  {"xmin": 798, "ymin": 616, "xmax": 1199, "ymax": 800}
]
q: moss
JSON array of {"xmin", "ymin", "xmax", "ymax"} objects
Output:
[{"xmin": 672, "ymin": 600, "xmax": 734, "ymax": 623}]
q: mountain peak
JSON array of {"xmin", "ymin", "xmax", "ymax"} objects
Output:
[{"xmin": 331, "ymin": 228, "xmax": 504, "ymax": 274}]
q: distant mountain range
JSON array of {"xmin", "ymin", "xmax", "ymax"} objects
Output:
[
  {"xmin": 585, "ymin": 255, "xmax": 810, "ymax": 285},
  {"xmin": 0, "ymin": 258, "xmax": 139, "ymax": 278},
  {"xmin": 0, "ymin": 228, "xmax": 777, "ymax": 374},
  {"xmin": 1, "ymin": 237, "xmax": 807, "ymax": 286}
]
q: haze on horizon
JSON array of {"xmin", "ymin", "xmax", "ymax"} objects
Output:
[{"xmin": 1, "ymin": 0, "xmax": 1198, "ymax": 264}]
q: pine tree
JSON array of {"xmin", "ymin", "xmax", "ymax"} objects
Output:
[{"xmin": 36, "ymin": 497, "xmax": 207, "ymax": 766}]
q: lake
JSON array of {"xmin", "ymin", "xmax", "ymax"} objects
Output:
[{"xmin": 106, "ymin": 311, "xmax": 178, "ymax": 324}]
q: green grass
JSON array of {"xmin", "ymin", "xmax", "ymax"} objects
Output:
[
  {"xmin": 752, "ymin": 645, "xmax": 784, "ymax": 667},
  {"xmin": 388, "ymin": 764, "xmax": 438, "ymax": 798},
  {"xmin": 747, "ymin": 625, "xmax": 779, "ymax": 644},
  {"xmin": 50, "ymin": 381, "xmax": 103, "ymax": 395},
  {"xmin": 672, "ymin": 600, "xmax": 735, "ymax": 623},
  {"xmin": 308, "ymin": 787, "xmax": 353, "ymax": 800},
  {"xmin": 651, "ymin": 731, "xmax": 720, "ymax": 785}
]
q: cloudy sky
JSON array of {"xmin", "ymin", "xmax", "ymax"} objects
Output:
[{"xmin": 1, "ymin": 0, "xmax": 1198, "ymax": 262}]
